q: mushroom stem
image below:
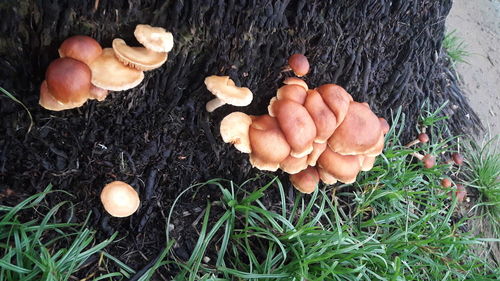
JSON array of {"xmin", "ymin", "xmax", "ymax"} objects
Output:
[
  {"xmin": 405, "ymin": 133, "xmax": 429, "ymax": 147},
  {"xmin": 411, "ymin": 152, "xmax": 424, "ymax": 160},
  {"xmin": 406, "ymin": 139, "xmax": 421, "ymax": 147},
  {"xmin": 206, "ymin": 97, "xmax": 226, "ymax": 112}
]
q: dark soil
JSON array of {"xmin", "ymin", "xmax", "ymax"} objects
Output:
[{"xmin": 0, "ymin": 0, "xmax": 483, "ymax": 278}]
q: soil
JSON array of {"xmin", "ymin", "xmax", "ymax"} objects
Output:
[{"xmin": 0, "ymin": 0, "xmax": 488, "ymax": 278}]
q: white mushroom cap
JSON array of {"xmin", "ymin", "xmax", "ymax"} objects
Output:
[
  {"xmin": 220, "ymin": 112, "xmax": 253, "ymax": 153},
  {"xmin": 100, "ymin": 181, "xmax": 140, "ymax": 217},
  {"xmin": 204, "ymin": 76, "xmax": 253, "ymax": 112},
  {"xmin": 134, "ymin": 24, "xmax": 174, "ymax": 53},
  {"xmin": 112, "ymin": 38, "xmax": 168, "ymax": 71}
]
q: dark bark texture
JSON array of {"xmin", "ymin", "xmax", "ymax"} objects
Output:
[{"xmin": 0, "ymin": 0, "xmax": 482, "ymax": 274}]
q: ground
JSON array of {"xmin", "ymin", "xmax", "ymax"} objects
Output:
[{"xmin": 446, "ymin": 0, "xmax": 500, "ymax": 137}]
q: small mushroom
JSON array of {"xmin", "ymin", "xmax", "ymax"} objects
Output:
[
  {"xmin": 288, "ymin": 54, "xmax": 310, "ymax": 77},
  {"xmin": 441, "ymin": 178, "xmax": 452, "ymax": 188},
  {"xmin": 112, "ymin": 38, "xmax": 168, "ymax": 71},
  {"xmin": 283, "ymin": 77, "xmax": 309, "ymax": 91},
  {"xmin": 220, "ymin": 112, "xmax": 253, "ymax": 153},
  {"xmin": 134, "ymin": 24, "xmax": 174, "ymax": 53},
  {"xmin": 451, "ymin": 152, "xmax": 464, "ymax": 165},
  {"xmin": 412, "ymin": 153, "xmax": 436, "ymax": 168},
  {"xmin": 454, "ymin": 184, "xmax": 467, "ymax": 202},
  {"xmin": 100, "ymin": 181, "xmax": 140, "ymax": 217},
  {"xmin": 289, "ymin": 166, "xmax": 319, "ymax": 194},
  {"xmin": 406, "ymin": 133, "xmax": 429, "ymax": 147},
  {"xmin": 58, "ymin": 35, "xmax": 103, "ymax": 65},
  {"xmin": 204, "ymin": 76, "xmax": 253, "ymax": 112},
  {"xmin": 89, "ymin": 48, "xmax": 145, "ymax": 91}
]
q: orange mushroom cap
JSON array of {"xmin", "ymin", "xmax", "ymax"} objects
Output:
[
  {"xmin": 58, "ymin": 35, "xmax": 103, "ymax": 65},
  {"xmin": 304, "ymin": 89, "xmax": 337, "ymax": 143},
  {"xmin": 316, "ymin": 84, "xmax": 353, "ymax": 127},
  {"xmin": 290, "ymin": 166, "xmax": 320, "ymax": 194},
  {"xmin": 279, "ymin": 154, "xmax": 308, "ymax": 175},
  {"xmin": 220, "ymin": 112, "xmax": 253, "ymax": 153},
  {"xmin": 317, "ymin": 167, "xmax": 338, "ymax": 185},
  {"xmin": 307, "ymin": 142, "xmax": 327, "ymax": 167},
  {"xmin": 317, "ymin": 147, "xmax": 361, "ymax": 184},
  {"xmin": 283, "ymin": 77, "xmax": 309, "ymax": 91},
  {"xmin": 270, "ymin": 99, "xmax": 316, "ymax": 158},
  {"xmin": 288, "ymin": 54, "xmax": 310, "ymax": 77},
  {"xmin": 248, "ymin": 115, "xmax": 291, "ymax": 171},
  {"xmin": 112, "ymin": 38, "xmax": 168, "ymax": 71},
  {"xmin": 328, "ymin": 101, "xmax": 382, "ymax": 155}
]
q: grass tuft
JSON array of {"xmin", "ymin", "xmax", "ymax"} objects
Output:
[{"xmin": 443, "ymin": 30, "xmax": 470, "ymax": 66}]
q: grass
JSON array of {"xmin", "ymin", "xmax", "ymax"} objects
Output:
[
  {"xmin": 442, "ymin": 30, "xmax": 470, "ymax": 66},
  {"xmin": 463, "ymin": 135, "xmax": 500, "ymax": 235},
  {"xmin": 161, "ymin": 108, "xmax": 499, "ymax": 280},
  {"xmin": 0, "ymin": 86, "xmax": 33, "ymax": 133},
  {"xmin": 0, "ymin": 185, "xmax": 135, "ymax": 281}
]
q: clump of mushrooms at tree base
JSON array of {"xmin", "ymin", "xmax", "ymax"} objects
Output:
[
  {"xmin": 39, "ymin": 24, "xmax": 173, "ymax": 111},
  {"xmin": 208, "ymin": 54, "xmax": 390, "ymax": 194}
]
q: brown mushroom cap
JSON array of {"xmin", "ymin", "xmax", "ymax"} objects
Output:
[
  {"xmin": 220, "ymin": 112, "xmax": 253, "ymax": 153},
  {"xmin": 100, "ymin": 181, "xmax": 140, "ymax": 217},
  {"xmin": 317, "ymin": 147, "xmax": 361, "ymax": 184},
  {"xmin": 45, "ymin": 57, "xmax": 91, "ymax": 105},
  {"xmin": 283, "ymin": 77, "xmax": 309, "ymax": 91},
  {"xmin": 290, "ymin": 166, "xmax": 320, "ymax": 194},
  {"xmin": 248, "ymin": 115, "xmax": 290, "ymax": 171},
  {"xmin": 39, "ymin": 80, "xmax": 84, "ymax": 111},
  {"xmin": 288, "ymin": 54, "xmax": 310, "ymax": 77},
  {"xmin": 134, "ymin": 24, "xmax": 174, "ymax": 53},
  {"xmin": 89, "ymin": 48, "xmax": 144, "ymax": 91},
  {"xmin": 279, "ymin": 154, "xmax": 308, "ymax": 174},
  {"xmin": 307, "ymin": 142, "xmax": 327, "ymax": 166},
  {"xmin": 316, "ymin": 84, "xmax": 353, "ymax": 127},
  {"xmin": 58, "ymin": 35, "xmax": 103, "ymax": 65},
  {"xmin": 452, "ymin": 153, "xmax": 464, "ymax": 165},
  {"xmin": 328, "ymin": 101, "xmax": 382, "ymax": 155},
  {"xmin": 112, "ymin": 38, "xmax": 168, "ymax": 71},
  {"xmin": 304, "ymin": 89, "xmax": 337, "ymax": 143},
  {"xmin": 205, "ymin": 76, "xmax": 253, "ymax": 112},
  {"xmin": 270, "ymin": 99, "xmax": 316, "ymax": 158}
]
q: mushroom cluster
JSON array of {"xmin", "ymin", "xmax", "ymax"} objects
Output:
[
  {"xmin": 39, "ymin": 24, "xmax": 173, "ymax": 111},
  {"xmin": 219, "ymin": 54, "xmax": 389, "ymax": 193}
]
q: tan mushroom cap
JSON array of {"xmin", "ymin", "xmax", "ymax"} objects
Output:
[
  {"xmin": 100, "ymin": 181, "xmax": 140, "ymax": 217},
  {"xmin": 328, "ymin": 101, "xmax": 382, "ymax": 156},
  {"xmin": 317, "ymin": 147, "xmax": 361, "ymax": 184},
  {"xmin": 58, "ymin": 35, "xmax": 103, "ymax": 65},
  {"xmin": 279, "ymin": 154, "xmax": 308, "ymax": 175},
  {"xmin": 288, "ymin": 54, "xmax": 310, "ymax": 77},
  {"xmin": 316, "ymin": 84, "xmax": 353, "ymax": 127},
  {"xmin": 307, "ymin": 142, "xmax": 327, "ymax": 166},
  {"xmin": 283, "ymin": 77, "xmax": 309, "ymax": 91},
  {"xmin": 220, "ymin": 112, "xmax": 253, "ymax": 153},
  {"xmin": 304, "ymin": 89, "xmax": 337, "ymax": 143},
  {"xmin": 88, "ymin": 84, "xmax": 109, "ymax": 101},
  {"xmin": 360, "ymin": 156, "xmax": 376, "ymax": 171},
  {"xmin": 248, "ymin": 115, "xmax": 290, "ymax": 171},
  {"xmin": 89, "ymin": 48, "xmax": 144, "ymax": 91},
  {"xmin": 276, "ymin": 84, "xmax": 308, "ymax": 105},
  {"xmin": 112, "ymin": 38, "xmax": 168, "ymax": 71},
  {"xmin": 290, "ymin": 166, "xmax": 320, "ymax": 194},
  {"xmin": 270, "ymin": 99, "xmax": 316, "ymax": 158},
  {"xmin": 205, "ymin": 76, "xmax": 253, "ymax": 112},
  {"xmin": 134, "ymin": 24, "xmax": 174, "ymax": 53},
  {"xmin": 379, "ymin": 117, "xmax": 390, "ymax": 134}
]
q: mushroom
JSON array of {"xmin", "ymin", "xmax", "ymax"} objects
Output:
[
  {"xmin": 100, "ymin": 181, "xmax": 140, "ymax": 217},
  {"xmin": 454, "ymin": 184, "xmax": 467, "ymax": 202},
  {"xmin": 307, "ymin": 142, "xmax": 327, "ymax": 166},
  {"xmin": 451, "ymin": 152, "xmax": 464, "ymax": 165},
  {"xmin": 411, "ymin": 153, "xmax": 436, "ymax": 168},
  {"xmin": 405, "ymin": 133, "xmax": 429, "ymax": 147},
  {"xmin": 269, "ymin": 98, "xmax": 316, "ymax": 158},
  {"xmin": 89, "ymin": 48, "xmax": 145, "ymax": 91},
  {"xmin": 112, "ymin": 38, "xmax": 168, "ymax": 71},
  {"xmin": 58, "ymin": 35, "xmax": 103, "ymax": 65},
  {"xmin": 316, "ymin": 84, "xmax": 353, "ymax": 127},
  {"xmin": 303, "ymin": 89, "xmax": 337, "ymax": 143},
  {"xmin": 134, "ymin": 24, "xmax": 174, "ymax": 53},
  {"xmin": 317, "ymin": 167, "xmax": 338, "ymax": 185},
  {"xmin": 283, "ymin": 77, "xmax": 309, "ymax": 91},
  {"xmin": 220, "ymin": 112, "xmax": 253, "ymax": 153},
  {"xmin": 279, "ymin": 154, "xmax": 308, "ymax": 174},
  {"xmin": 288, "ymin": 54, "xmax": 310, "ymax": 77},
  {"xmin": 248, "ymin": 115, "xmax": 290, "ymax": 171},
  {"xmin": 317, "ymin": 147, "xmax": 362, "ymax": 184},
  {"xmin": 39, "ymin": 58, "xmax": 92, "ymax": 111},
  {"xmin": 327, "ymin": 101, "xmax": 382, "ymax": 156},
  {"xmin": 379, "ymin": 118, "xmax": 390, "ymax": 134},
  {"xmin": 289, "ymin": 166, "xmax": 320, "ymax": 194},
  {"xmin": 441, "ymin": 178, "xmax": 452, "ymax": 188},
  {"xmin": 204, "ymin": 76, "xmax": 253, "ymax": 112},
  {"xmin": 360, "ymin": 156, "xmax": 376, "ymax": 171}
]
